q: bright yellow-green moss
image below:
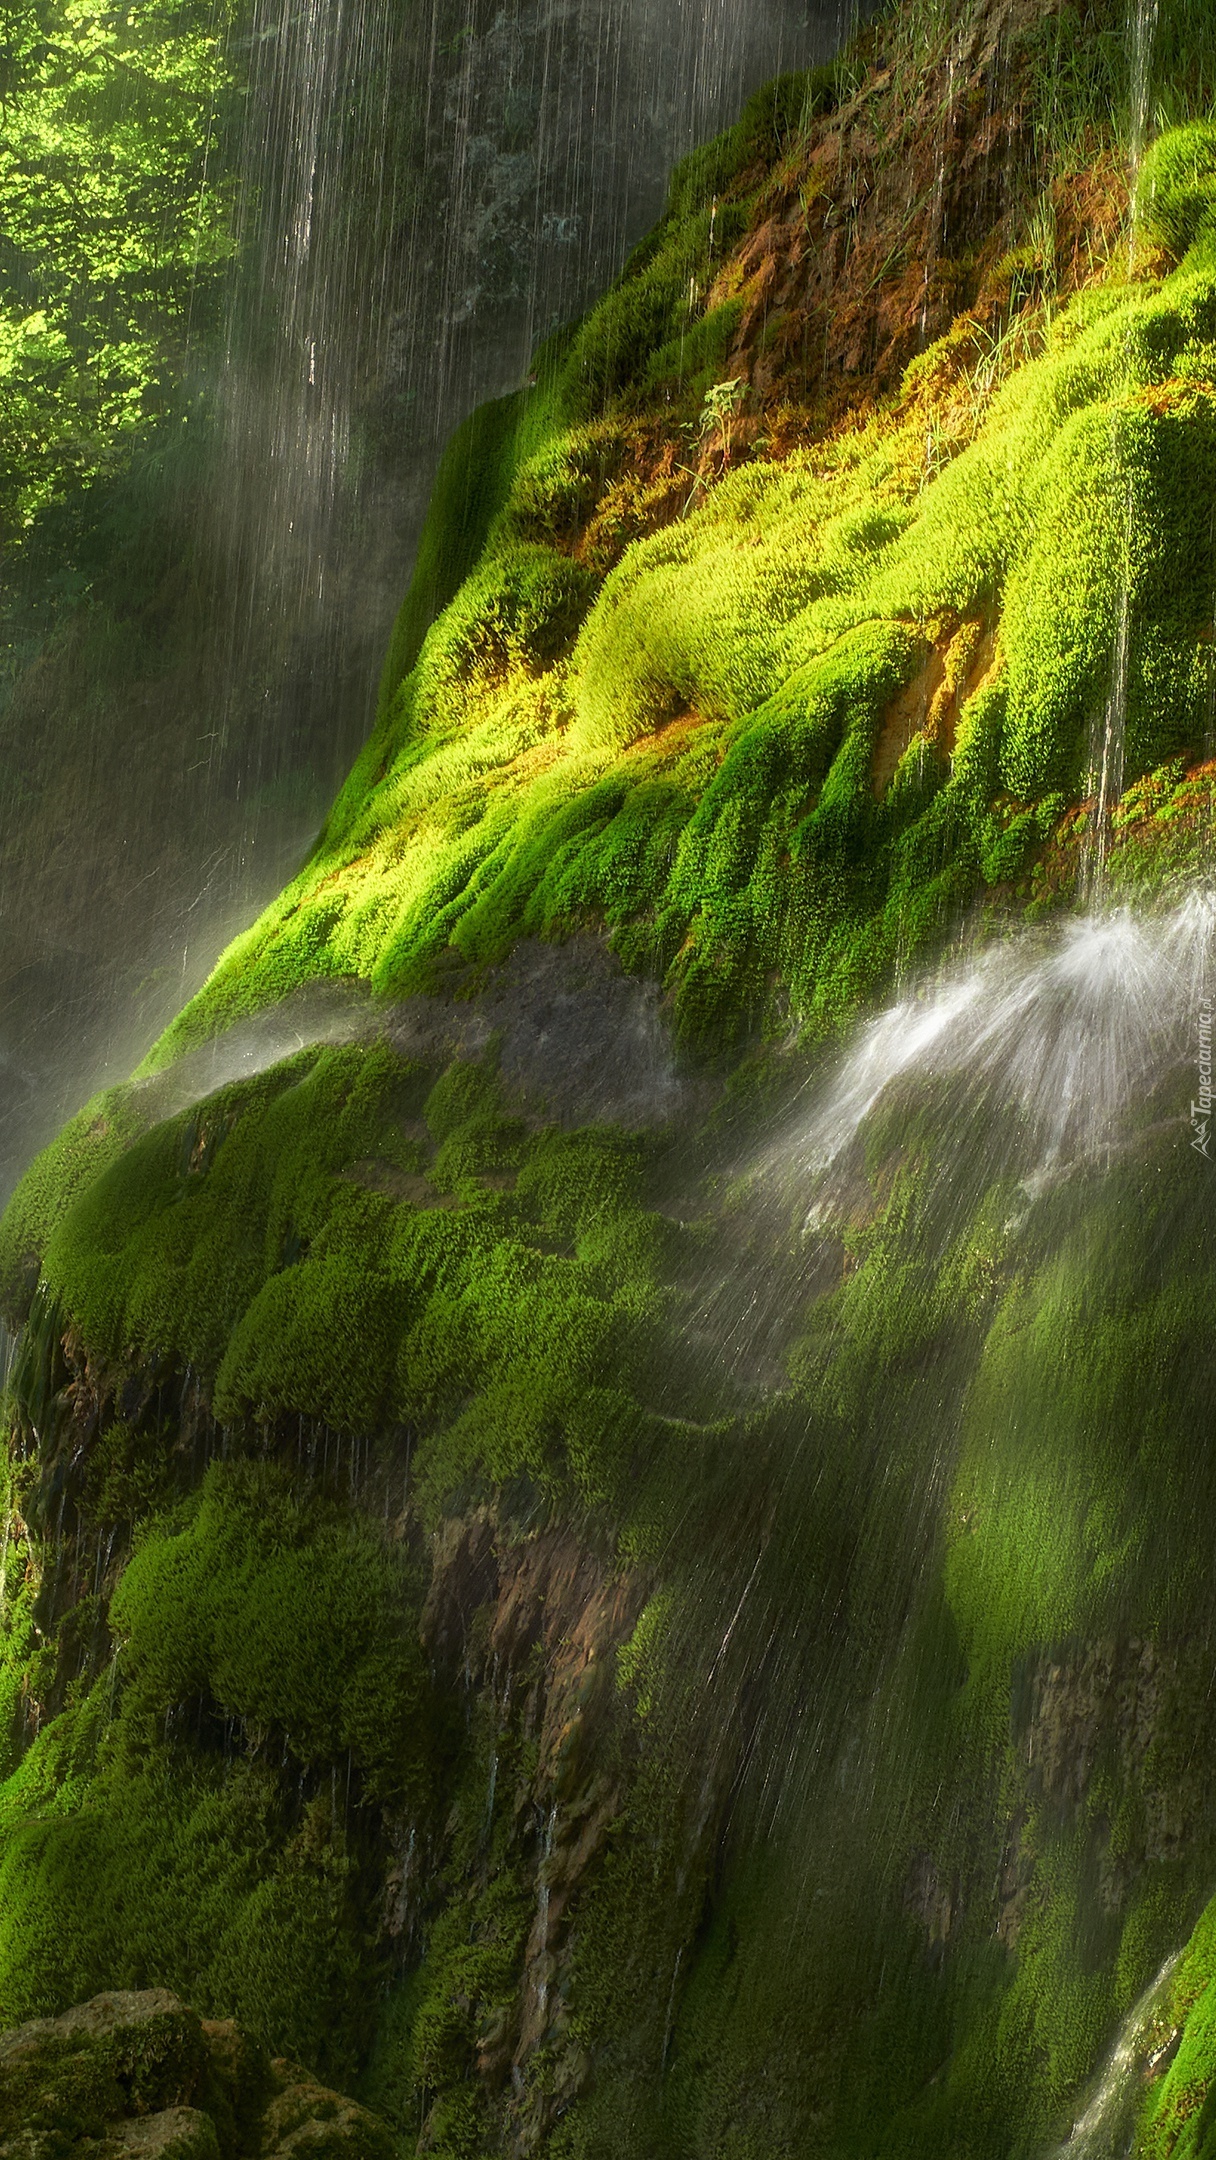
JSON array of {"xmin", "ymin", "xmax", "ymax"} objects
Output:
[
  {"xmin": 115, "ymin": 157, "xmax": 1216, "ymax": 1081},
  {"xmin": 1139, "ymin": 123, "xmax": 1216, "ymax": 265},
  {"xmin": 1137, "ymin": 1897, "xmax": 1216, "ymax": 2160}
]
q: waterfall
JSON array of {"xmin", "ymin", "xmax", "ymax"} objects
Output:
[
  {"xmin": 9, "ymin": 7, "xmax": 1215, "ymax": 2148},
  {"xmin": 201, "ymin": 0, "xmax": 868, "ymax": 850},
  {"xmin": 1048, "ymin": 1955, "xmax": 1180, "ymax": 2160},
  {"xmin": 0, "ymin": 0, "xmax": 856, "ymax": 1209},
  {"xmin": 1129, "ymin": 0, "xmax": 1162, "ymax": 178},
  {"xmin": 777, "ymin": 893, "xmax": 1215, "ymax": 1200}
]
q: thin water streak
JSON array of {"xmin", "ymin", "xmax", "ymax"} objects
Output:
[{"xmin": 1080, "ymin": 0, "xmax": 1159, "ymax": 899}]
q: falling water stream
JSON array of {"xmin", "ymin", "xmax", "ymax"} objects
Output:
[
  {"xmin": 1083, "ymin": 0, "xmax": 1162, "ymax": 900},
  {"xmin": 1048, "ymin": 1955, "xmax": 1181, "ymax": 2160},
  {"xmin": 783, "ymin": 893, "xmax": 1214, "ymax": 1189},
  {"xmin": 3, "ymin": 0, "xmax": 1216, "ymax": 2143}
]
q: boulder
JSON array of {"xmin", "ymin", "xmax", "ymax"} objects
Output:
[
  {"xmin": 0, "ymin": 1994, "xmax": 206, "ymax": 2156},
  {"xmin": 100, "ymin": 2110, "xmax": 220, "ymax": 2160},
  {"xmin": 260, "ymin": 2070, "xmax": 395, "ymax": 2160},
  {"xmin": 0, "ymin": 1999, "xmax": 393, "ymax": 2160}
]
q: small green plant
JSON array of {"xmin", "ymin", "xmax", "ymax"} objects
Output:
[
  {"xmin": 675, "ymin": 378, "xmax": 747, "ymax": 514},
  {"xmin": 697, "ymin": 376, "xmax": 747, "ymax": 466}
]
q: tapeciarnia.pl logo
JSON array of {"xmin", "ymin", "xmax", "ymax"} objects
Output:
[{"xmin": 1193, "ymin": 997, "xmax": 1213, "ymax": 1158}]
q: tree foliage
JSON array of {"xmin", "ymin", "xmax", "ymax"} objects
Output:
[{"xmin": 0, "ymin": 0, "xmax": 236, "ymax": 543}]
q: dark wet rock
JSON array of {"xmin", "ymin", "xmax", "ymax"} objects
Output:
[
  {"xmin": 144, "ymin": 933, "xmax": 705, "ymax": 1140},
  {"xmin": 412, "ymin": 935, "xmax": 691, "ymax": 1130},
  {"xmin": 418, "ymin": 1506, "xmax": 652, "ymax": 2116}
]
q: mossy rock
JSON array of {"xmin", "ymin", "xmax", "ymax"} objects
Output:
[
  {"xmin": 1137, "ymin": 123, "xmax": 1216, "ymax": 264},
  {"xmin": 9, "ymin": 11, "xmax": 1216, "ymax": 2160},
  {"xmin": 0, "ymin": 1993, "xmax": 206, "ymax": 2151},
  {"xmin": 0, "ymin": 1997, "xmax": 393, "ymax": 2160}
]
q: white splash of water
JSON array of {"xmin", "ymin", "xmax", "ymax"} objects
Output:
[{"xmin": 774, "ymin": 894, "xmax": 1216, "ymax": 1212}]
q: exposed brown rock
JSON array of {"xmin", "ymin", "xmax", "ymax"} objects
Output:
[
  {"xmin": 540, "ymin": 0, "xmax": 1129, "ymax": 587},
  {"xmin": 905, "ymin": 1849, "xmax": 962, "ymax": 1946},
  {"xmin": 716, "ymin": 0, "xmax": 1062, "ymax": 405},
  {"xmin": 872, "ymin": 616, "xmax": 999, "ymax": 794}
]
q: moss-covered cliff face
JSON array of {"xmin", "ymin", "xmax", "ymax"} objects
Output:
[{"xmin": 6, "ymin": 0, "xmax": 1216, "ymax": 2154}]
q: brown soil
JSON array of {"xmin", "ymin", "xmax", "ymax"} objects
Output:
[
  {"xmin": 548, "ymin": 0, "xmax": 1135, "ymax": 583},
  {"xmin": 872, "ymin": 616, "xmax": 999, "ymax": 794}
]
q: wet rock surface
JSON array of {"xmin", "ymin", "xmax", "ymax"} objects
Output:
[
  {"xmin": 390, "ymin": 936, "xmax": 691, "ymax": 1131},
  {"xmin": 989, "ymin": 1639, "xmax": 1216, "ymax": 1952},
  {"xmin": 0, "ymin": 1995, "xmax": 394, "ymax": 2160},
  {"xmin": 417, "ymin": 1510, "xmax": 655, "ymax": 2137},
  {"xmin": 141, "ymin": 935, "xmax": 699, "ymax": 1136}
]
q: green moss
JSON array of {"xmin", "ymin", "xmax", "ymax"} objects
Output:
[
  {"xmin": 110, "ymin": 1461, "xmax": 435, "ymax": 1805},
  {"xmin": 393, "ymin": 1875, "xmax": 532, "ymax": 2138},
  {"xmin": 665, "ymin": 68, "xmax": 829, "ymax": 225},
  {"xmin": 10, "ymin": 26, "xmax": 1216, "ymax": 2160},
  {"xmin": 0, "ymin": 1994, "xmax": 207, "ymax": 2148},
  {"xmin": 4, "ymin": 1042, "xmax": 671, "ymax": 1531},
  {"xmin": 1138, "ymin": 1896, "xmax": 1216, "ymax": 2160},
  {"xmin": 374, "ymin": 391, "xmax": 534, "ymax": 734},
  {"xmin": 0, "ymin": 1459, "xmax": 440, "ymax": 2074},
  {"xmin": 0, "ymin": 1453, "xmax": 37, "ymax": 1783},
  {"xmin": 0, "ymin": 1738, "xmax": 372, "ymax": 2074},
  {"xmin": 93, "ymin": 198, "xmax": 1215, "ymax": 1078},
  {"xmin": 0, "ymin": 1087, "xmax": 146, "ymax": 1323},
  {"xmin": 946, "ymin": 1156, "xmax": 1216, "ymax": 1715},
  {"xmin": 1138, "ymin": 124, "xmax": 1216, "ymax": 264}
]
